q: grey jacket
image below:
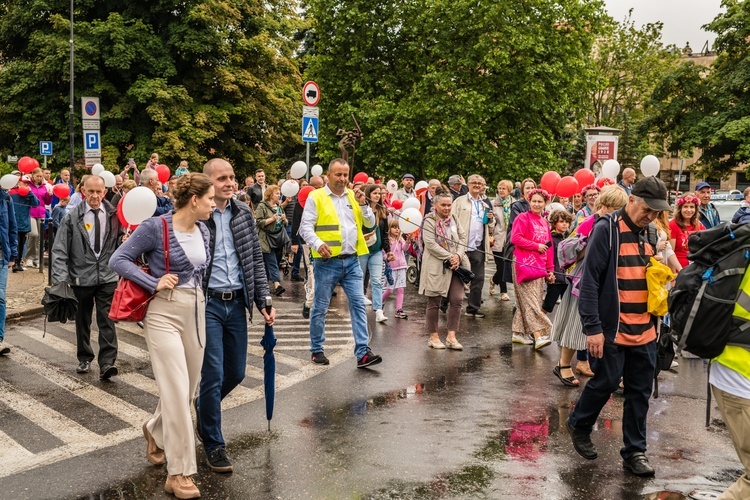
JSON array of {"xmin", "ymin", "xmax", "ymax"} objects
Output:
[
  {"xmin": 52, "ymin": 200, "xmax": 124, "ymax": 287},
  {"xmin": 202, "ymin": 199, "xmax": 270, "ymax": 316}
]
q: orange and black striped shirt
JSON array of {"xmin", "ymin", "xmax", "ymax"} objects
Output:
[{"xmin": 615, "ymin": 215, "xmax": 656, "ymax": 346}]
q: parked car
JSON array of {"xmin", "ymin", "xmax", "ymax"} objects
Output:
[
  {"xmin": 711, "ymin": 190, "xmax": 742, "ymax": 201},
  {"xmin": 714, "ymin": 200, "xmax": 743, "ymax": 223}
]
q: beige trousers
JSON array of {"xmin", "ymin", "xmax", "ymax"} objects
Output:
[
  {"xmin": 713, "ymin": 386, "xmax": 750, "ymax": 500},
  {"xmin": 143, "ymin": 288, "xmax": 206, "ymax": 476}
]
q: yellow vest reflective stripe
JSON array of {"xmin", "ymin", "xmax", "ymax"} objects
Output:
[
  {"xmin": 713, "ymin": 345, "xmax": 750, "ymax": 379},
  {"xmin": 309, "ymin": 188, "xmax": 369, "ymax": 258},
  {"xmin": 734, "ymin": 268, "xmax": 750, "ymax": 322}
]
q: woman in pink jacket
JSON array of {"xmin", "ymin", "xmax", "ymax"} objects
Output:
[
  {"xmin": 511, "ymin": 189, "xmax": 555, "ymax": 350},
  {"xmin": 25, "ymin": 168, "xmax": 52, "ymax": 267}
]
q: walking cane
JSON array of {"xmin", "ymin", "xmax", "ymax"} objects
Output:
[{"xmin": 706, "ymin": 361, "xmax": 712, "ymax": 428}]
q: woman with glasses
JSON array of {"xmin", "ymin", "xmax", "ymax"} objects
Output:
[{"xmin": 570, "ymin": 184, "xmax": 601, "ymax": 231}]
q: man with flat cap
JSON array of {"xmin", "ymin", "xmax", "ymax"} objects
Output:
[{"xmin": 394, "ymin": 174, "xmax": 416, "ymax": 201}]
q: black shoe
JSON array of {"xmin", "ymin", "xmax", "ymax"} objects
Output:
[
  {"xmin": 302, "ymin": 304, "xmax": 310, "ymax": 319},
  {"xmin": 623, "ymin": 452, "xmax": 655, "ymax": 477},
  {"xmin": 0, "ymin": 340, "xmax": 10, "ymax": 355},
  {"xmin": 99, "ymin": 364, "xmax": 118, "ymax": 380},
  {"xmin": 566, "ymin": 418, "xmax": 597, "ymax": 460},
  {"xmin": 357, "ymin": 348, "xmax": 382, "ymax": 368},
  {"xmin": 274, "ymin": 285, "xmax": 285, "ymax": 296},
  {"xmin": 76, "ymin": 361, "xmax": 91, "ymax": 374},
  {"xmin": 465, "ymin": 311, "xmax": 486, "ymax": 318},
  {"xmin": 291, "ymin": 275, "xmax": 305, "ymax": 282},
  {"xmin": 311, "ymin": 352, "xmax": 329, "ymax": 365},
  {"xmin": 207, "ymin": 447, "xmax": 234, "ymax": 473},
  {"xmin": 439, "ymin": 305, "xmax": 447, "ymax": 314},
  {"xmin": 11, "ymin": 265, "xmax": 23, "ymax": 273},
  {"xmin": 194, "ymin": 399, "xmax": 204, "ymax": 444}
]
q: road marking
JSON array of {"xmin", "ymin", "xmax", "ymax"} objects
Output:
[{"xmin": 0, "ymin": 428, "xmax": 34, "ymax": 463}]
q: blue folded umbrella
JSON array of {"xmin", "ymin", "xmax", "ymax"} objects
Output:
[{"xmin": 260, "ymin": 315, "xmax": 277, "ymax": 431}]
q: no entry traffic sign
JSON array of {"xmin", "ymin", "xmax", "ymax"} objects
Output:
[{"xmin": 302, "ymin": 81, "xmax": 320, "ymax": 107}]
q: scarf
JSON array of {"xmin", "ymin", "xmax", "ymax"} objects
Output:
[{"xmin": 425, "ymin": 212, "xmax": 453, "ymax": 251}]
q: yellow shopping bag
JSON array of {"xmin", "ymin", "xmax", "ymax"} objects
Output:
[{"xmin": 646, "ymin": 257, "xmax": 676, "ymax": 316}]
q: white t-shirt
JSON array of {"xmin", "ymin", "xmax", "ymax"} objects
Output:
[
  {"xmin": 174, "ymin": 228, "xmax": 206, "ymax": 288},
  {"xmin": 710, "ymin": 361, "xmax": 750, "ymax": 400}
]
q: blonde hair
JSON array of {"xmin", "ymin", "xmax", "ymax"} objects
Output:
[
  {"xmin": 263, "ymin": 184, "xmax": 280, "ymax": 202},
  {"xmin": 595, "ymin": 185, "xmax": 628, "ymax": 211},
  {"xmin": 497, "ymin": 180, "xmax": 514, "ymax": 193}
]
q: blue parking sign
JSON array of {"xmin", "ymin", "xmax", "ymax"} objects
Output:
[{"xmin": 39, "ymin": 141, "xmax": 53, "ymax": 156}]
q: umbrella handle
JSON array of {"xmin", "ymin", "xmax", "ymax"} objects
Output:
[{"xmin": 265, "ymin": 295, "xmax": 272, "ymax": 315}]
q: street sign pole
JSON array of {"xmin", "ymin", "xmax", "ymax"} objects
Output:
[{"xmin": 306, "ymin": 143, "xmax": 311, "ymax": 182}]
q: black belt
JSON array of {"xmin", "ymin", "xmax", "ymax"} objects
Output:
[
  {"xmin": 207, "ymin": 289, "xmax": 244, "ymax": 301},
  {"xmin": 337, "ymin": 253, "xmax": 356, "ymax": 260}
]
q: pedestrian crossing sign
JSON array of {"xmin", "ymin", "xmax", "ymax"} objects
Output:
[{"xmin": 302, "ymin": 116, "xmax": 319, "ymax": 143}]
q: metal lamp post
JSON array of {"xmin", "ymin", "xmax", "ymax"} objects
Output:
[{"xmin": 69, "ymin": 0, "xmax": 75, "ymax": 178}]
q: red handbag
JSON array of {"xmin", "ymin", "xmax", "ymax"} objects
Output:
[{"xmin": 109, "ymin": 217, "xmax": 170, "ymax": 322}]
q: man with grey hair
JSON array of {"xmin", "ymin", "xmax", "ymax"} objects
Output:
[
  {"xmin": 618, "ymin": 168, "xmax": 636, "ymax": 196},
  {"xmin": 448, "ymin": 175, "xmax": 468, "ymax": 199},
  {"xmin": 451, "ymin": 174, "xmax": 493, "ymax": 318},
  {"xmin": 139, "ymin": 168, "xmax": 173, "ymax": 216},
  {"xmin": 421, "ymin": 179, "xmax": 441, "ymax": 215}
]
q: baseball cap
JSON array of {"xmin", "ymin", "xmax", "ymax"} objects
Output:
[
  {"xmin": 20, "ymin": 175, "xmax": 31, "ymax": 183},
  {"xmin": 631, "ymin": 176, "xmax": 670, "ymax": 211},
  {"xmin": 695, "ymin": 182, "xmax": 712, "ymax": 191},
  {"xmin": 448, "ymin": 175, "xmax": 461, "ymax": 185},
  {"xmin": 402, "ymin": 173, "xmax": 415, "ymax": 180}
]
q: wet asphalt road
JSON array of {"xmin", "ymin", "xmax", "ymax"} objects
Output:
[{"xmin": 0, "ymin": 279, "xmax": 742, "ymax": 500}]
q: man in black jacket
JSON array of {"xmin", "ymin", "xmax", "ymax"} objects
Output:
[{"xmin": 197, "ymin": 158, "xmax": 276, "ymax": 473}]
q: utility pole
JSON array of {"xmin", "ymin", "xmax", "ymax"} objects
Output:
[{"xmin": 69, "ymin": 0, "xmax": 75, "ymax": 180}]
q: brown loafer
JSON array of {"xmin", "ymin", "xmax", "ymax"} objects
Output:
[
  {"xmin": 165, "ymin": 474, "xmax": 200, "ymax": 499},
  {"xmin": 142, "ymin": 422, "xmax": 165, "ymax": 466},
  {"xmin": 575, "ymin": 361, "xmax": 595, "ymax": 377}
]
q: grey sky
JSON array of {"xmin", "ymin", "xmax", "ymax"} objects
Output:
[{"xmin": 603, "ymin": 0, "xmax": 724, "ymax": 51}]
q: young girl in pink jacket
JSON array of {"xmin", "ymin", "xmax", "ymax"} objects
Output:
[{"xmin": 383, "ymin": 219, "xmax": 409, "ymax": 319}]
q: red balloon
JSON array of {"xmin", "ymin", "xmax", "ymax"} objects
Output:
[
  {"xmin": 17, "ymin": 184, "xmax": 30, "ymax": 196},
  {"xmin": 156, "ymin": 164, "xmax": 171, "ymax": 184},
  {"xmin": 117, "ymin": 198, "xmax": 128, "ymax": 228},
  {"xmin": 574, "ymin": 169, "xmax": 596, "ymax": 188},
  {"xmin": 540, "ymin": 171, "xmax": 561, "ymax": 195},
  {"xmin": 53, "ymin": 183, "xmax": 70, "ymax": 199},
  {"xmin": 596, "ymin": 177, "xmax": 615, "ymax": 189},
  {"xmin": 556, "ymin": 176, "xmax": 579, "ymax": 198},
  {"xmin": 31, "ymin": 158, "xmax": 40, "ymax": 171},
  {"xmin": 352, "ymin": 172, "xmax": 369, "ymax": 184},
  {"xmin": 297, "ymin": 186, "xmax": 315, "ymax": 208},
  {"xmin": 374, "ymin": 179, "xmax": 381, "ymax": 184},
  {"xmin": 391, "ymin": 199, "xmax": 403, "ymax": 210},
  {"xmin": 18, "ymin": 156, "xmax": 35, "ymax": 174}
]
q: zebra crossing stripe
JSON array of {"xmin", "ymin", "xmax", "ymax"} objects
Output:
[{"xmin": 0, "ymin": 428, "xmax": 34, "ymax": 462}]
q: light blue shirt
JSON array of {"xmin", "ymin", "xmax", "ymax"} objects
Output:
[{"xmin": 208, "ymin": 204, "xmax": 243, "ymax": 291}]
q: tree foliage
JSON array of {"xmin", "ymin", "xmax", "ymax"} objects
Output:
[
  {"xmin": 0, "ymin": 0, "xmax": 303, "ymax": 178},
  {"xmin": 305, "ymin": 0, "xmax": 607, "ymax": 182},
  {"xmin": 645, "ymin": 0, "xmax": 750, "ymax": 178}
]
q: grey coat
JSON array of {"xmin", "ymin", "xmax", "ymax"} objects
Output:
[
  {"xmin": 52, "ymin": 200, "xmax": 124, "ymax": 287},
  {"xmin": 419, "ymin": 214, "xmax": 470, "ymax": 297},
  {"xmin": 491, "ymin": 196, "xmax": 513, "ymax": 251}
]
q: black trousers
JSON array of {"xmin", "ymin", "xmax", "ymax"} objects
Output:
[
  {"xmin": 542, "ymin": 283, "xmax": 567, "ymax": 313},
  {"xmin": 73, "ymin": 282, "xmax": 118, "ymax": 367},
  {"xmin": 491, "ymin": 252, "xmax": 509, "ymax": 293},
  {"xmin": 466, "ymin": 250, "xmax": 485, "ymax": 313}
]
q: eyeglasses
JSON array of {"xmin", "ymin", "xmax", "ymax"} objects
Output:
[{"xmin": 585, "ymin": 193, "xmax": 599, "ymax": 199}]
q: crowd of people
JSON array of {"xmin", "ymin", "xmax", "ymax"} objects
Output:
[{"xmin": 2, "ymin": 155, "xmax": 750, "ymax": 498}]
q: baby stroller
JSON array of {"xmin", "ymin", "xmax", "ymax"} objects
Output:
[{"xmin": 406, "ymin": 236, "xmax": 422, "ymax": 288}]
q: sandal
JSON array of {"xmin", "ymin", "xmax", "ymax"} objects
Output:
[{"xmin": 553, "ymin": 364, "xmax": 580, "ymax": 387}]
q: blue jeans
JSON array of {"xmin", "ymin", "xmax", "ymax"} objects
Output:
[
  {"xmin": 359, "ymin": 252, "xmax": 384, "ymax": 311},
  {"xmin": 310, "ymin": 256, "xmax": 370, "ymax": 359},
  {"xmin": 263, "ymin": 249, "xmax": 282, "ymax": 283},
  {"xmin": 569, "ymin": 340, "xmax": 657, "ymax": 459},
  {"xmin": 0, "ymin": 264, "xmax": 7, "ymax": 342},
  {"xmin": 291, "ymin": 246, "xmax": 304, "ymax": 277},
  {"xmin": 197, "ymin": 295, "xmax": 248, "ymax": 453}
]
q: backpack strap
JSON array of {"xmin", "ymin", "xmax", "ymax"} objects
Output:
[{"xmin": 677, "ymin": 280, "xmax": 707, "ymax": 355}]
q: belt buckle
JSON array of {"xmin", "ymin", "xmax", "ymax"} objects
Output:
[{"xmin": 221, "ymin": 291, "xmax": 233, "ymax": 301}]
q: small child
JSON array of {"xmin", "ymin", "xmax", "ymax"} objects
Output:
[
  {"xmin": 542, "ymin": 209, "xmax": 573, "ymax": 314},
  {"xmin": 175, "ymin": 160, "xmax": 190, "ymax": 177},
  {"xmin": 51, "ymin": 196, "xmax": 70, "ymax": 230},
  {"xmin": 382, "ymin": 219, "xmax": 409, "ymax": 319}
]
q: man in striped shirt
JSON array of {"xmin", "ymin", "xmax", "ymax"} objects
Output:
[{"xmin": 567, "ymin": 176, "xmax": 671, "ymax": 477}]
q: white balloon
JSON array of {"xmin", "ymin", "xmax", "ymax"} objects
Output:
[
  {"xmin": 386, "ymin": 180, "xmax": 398, "ymax": 194},
  {"xmin": 91, "ymin": 163, "xmax": 105, "ymax": 176},
  {"xmin": 546, "ymin": 202, "xmax": 566, "ymax": 217},
  {"xmin": 399, "ymin": 208, "xmax": 423, "ymax": 233},
  {"xmin": 402, "ymin": 197, "xmax": 421, "ymax": 210},
  {"xmin": 99, "ymin": 170, "xmax": 117, "ymax": 188},
  {"xmin": 290, "ymin": 161, "xmax": 307, "ymax": 179},
  {"xmin": 414, "ymin": 180, "xmax": 429, "ymax": 194},
  {"xmin": 311, "ymin": 164, "xmax": 323, "ymax": 176},
  {"xmin": 122, "ymin": 186, "xmax": 157, "ymax": 226},
  {"xmin": 640, "ymin": 155, "xmax": 660, "ymax": 177},
  {"xmin": 601, "ymin": 159, "xmax": 620, "ymax": 180},
  {"xmin": 0, "ymin": 174, "xmax": 19, "ymax": 190},
  {"xmin": 281, "ymin": 179, "xmax": 300, "ymax": 198}
]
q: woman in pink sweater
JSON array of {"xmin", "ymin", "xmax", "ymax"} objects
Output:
[
  {"xmin": 511, "ymin": 189, "xmax": 555, "ymax": 350},
  {"xmin": 25, "ymin": 168, "xmax": 52, "ymax": 267}
]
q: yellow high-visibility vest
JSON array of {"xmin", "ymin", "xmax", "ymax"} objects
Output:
[
  {"xmin": 309, "ymin": 188, "xmax": 369, "ymax": 258},
  {"xmin": 734, "ymin": 267, "xmax": 750, "ymax": 323},
  {"xmin": 713, "ymin": 345, "xmax": 750, "ymax": 380}
]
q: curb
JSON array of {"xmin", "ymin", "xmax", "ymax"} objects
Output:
[{"xmin": 7, "ymin": 306, "xmax": 45, "ymax": 320}]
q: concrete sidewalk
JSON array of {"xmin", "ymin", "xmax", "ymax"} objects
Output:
[{"xmin": 6, "ymin": 265, "xmax": 49, "ymax": 319}]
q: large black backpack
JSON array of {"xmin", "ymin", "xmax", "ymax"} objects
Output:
[{"xmin": 668, "ymin": 223, "xmax": 750, "ymax": 359}]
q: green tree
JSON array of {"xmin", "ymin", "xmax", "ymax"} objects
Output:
[
  {"xmin": 585, "ymin": 12, "xmax": 679, "ymax": 169},
  {"xmin": 305, "ymin": 0, "xmax": 607, "ymax": 182},
  {"xmin": 0, "ymin": 0, "xmax": 303, "ymax": 179},
  {"xmin": 645, "ymin": 0, "xmax": 750, "ymax": 178}
]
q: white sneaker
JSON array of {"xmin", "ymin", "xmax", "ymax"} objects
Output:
[
  {"xmin": 375, "ymin": 309, "xmax": 388, "ymax": 323},
  {"xmin": 27, "ymin": 259, "xmax": 38, "ymax": 269},
  {"xmin": 534, "ymin": 335, "xmax": 552, "ymax": 350},
  {"xmin": 0, "ymin": 340, "xmax": 10, "ymax": 355},
  {"xmin": 363, "ymin": 297, "xmax": 372, "ymax": 306},
  {"xmin": 512, "ymin": 334, "xmax": 534, "ymax": 345},
  {"xmin": 670, "ymin": 360, "xmax": 679, "ymax": 369}
]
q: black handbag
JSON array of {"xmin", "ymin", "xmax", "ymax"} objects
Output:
[
  {"xmin": 443, "ymin": 259, "xmax": 475, "ymax": 284},
  {"xmin": 265, "ymin": 227, "xmax": 290, "ymax": 250}
]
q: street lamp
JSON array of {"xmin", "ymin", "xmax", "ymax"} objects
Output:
[{"xmin": 69, "ymin": 0, "xmax": 74, "ymax": 178}]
